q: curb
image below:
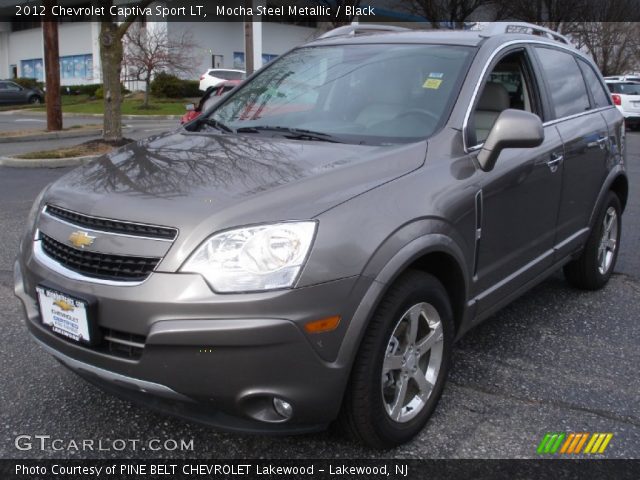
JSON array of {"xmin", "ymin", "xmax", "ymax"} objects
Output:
[
  {"xmin": 1, "ymin": 109, "xmax": 180, "ymax": 120},
  {"xmin": 0, "ymin": 129, "xmax": 103, "ymax": 143},
  {"xmin": 0, "ymin": 154, "xmax": 99, "ymax": 168}
]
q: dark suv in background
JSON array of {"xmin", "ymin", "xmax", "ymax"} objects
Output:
[{"xmin": 15, "ymin": 22, "xmax": 627, "ymax": 448}]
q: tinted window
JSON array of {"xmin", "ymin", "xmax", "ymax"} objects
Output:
[
  {"xmin": 578, "ymin": 60, "xmax": 611, "ymax": 107},
  {"xmin": 608, "ymin": 82, "xmax": 640, "ymax": 95},
  {"xmin": 0, "ymin": 82, "xmax": 6, "ymax": 90},
  {"xmin": 535, "ymin": 47, "xmax": 590, "ymax": 118}
]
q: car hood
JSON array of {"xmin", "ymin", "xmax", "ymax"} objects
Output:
[{"xmin": 44, "ymin": 131, "xmax": 426, "ymax": 265}]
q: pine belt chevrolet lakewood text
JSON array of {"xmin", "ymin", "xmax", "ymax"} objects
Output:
[{"xmin": 15, "ymin": 23, "xmax": 628, "ymax": 448}]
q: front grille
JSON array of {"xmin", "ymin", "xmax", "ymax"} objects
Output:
[
  {"xmin": 100, "ymin": 329, "xmax": 146, "ymax": 360},
  {"xmin": 40, "ymin": 233, "xmax": 160, "ymax": 282},
  {"xmin": 45, "ymin": 205, "xmax": 178, "ymax": 240}
]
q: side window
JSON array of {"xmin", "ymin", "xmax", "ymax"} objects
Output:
[
  {"xmin": 0, "ymin": 82, "xmax": 7, "ymax": 90},
  {"xmin": 472, "ymin": 50, "xmax": 539, "ymax": 144},
  {"xmin": 535, "ymin": 47, "xmax": 590, "ymax": 118},
  {"xmin": 578, "ymin": 60, "xmax": 611, "ymax": 108}
]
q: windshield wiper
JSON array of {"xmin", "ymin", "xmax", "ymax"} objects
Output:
[
  {"xmin": 200, "ymin": 118, "xmax": 234, "ymax": 133},
  {"xmin": 236, "ymin": 126, "xmax": 341, "ymax": 143}
]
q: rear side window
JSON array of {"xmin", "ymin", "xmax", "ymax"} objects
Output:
[
  {"xmin": 608, "ymin": 82, "xmax": 640, "ymax": 95},
  {"xmin": 535, "ymin": 47, "xmax": 590, "ymax": 119},
  {"xmin": 578, "ymin": 60, "xmax": 611, "ymax": 107}
]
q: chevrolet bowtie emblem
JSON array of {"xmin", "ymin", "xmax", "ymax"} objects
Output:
[
  {"xmin": 53, "ymin": 299, "xmax": 75, "ymax": 312},
  {"xmin": 68, "ymin": 231, "xmax": 95, "ymax": 249}
]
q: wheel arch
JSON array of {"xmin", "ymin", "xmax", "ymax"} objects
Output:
[
  {"xmin": 335, "ymin": 233, "xmax": 471, "ymax": 369},
  {"xmin": 589, "ymin": 168, "xmax": 628, "ymax": 229}
]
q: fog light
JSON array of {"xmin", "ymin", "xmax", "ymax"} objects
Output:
[{"xmin": 273, "ymin": 397, "xmax": 293, "ymax": 419}]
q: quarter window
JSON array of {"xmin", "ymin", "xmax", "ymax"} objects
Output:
[
  {"xmin": 535, "ymin": 47, "xmax": 590, "ymax": 119},
  {"xmin": 578, "ymin": 60, "xmax": 611, "ymax": 108}
]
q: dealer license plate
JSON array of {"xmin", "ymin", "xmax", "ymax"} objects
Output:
[{"xmin": 36, "ymin": 286, "xmax": 91, "ymax": 344}]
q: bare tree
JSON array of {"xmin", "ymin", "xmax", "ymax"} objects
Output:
[
  {"xmin": 401, "ymin": 0, "xmax": 490, "ymax": 28},
  {"xmin": 314, "ymin": 0, "xmax": 362, "ymax": 27},
  {"xmin": 97, "ymin": 0, "xmax": 153, "ymax": 143},
  {"xmin": 123, "ymin": 23, "xmax": 197, "ymax": 108},
  {"xmin": 573, "ymin": 22, "xmax": 640, "ymax": 76},
  {"xmin": 491, "ymin": 0, "xmax": 589, "ymax": 33}
]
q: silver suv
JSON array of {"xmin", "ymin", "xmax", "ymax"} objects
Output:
[{"xmin": 15, "ymin": 23, "xmax": 627, "ymax": 448}]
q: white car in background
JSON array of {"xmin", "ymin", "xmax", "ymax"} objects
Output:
[
  {"xmin": 606, "ymin": 80, "xmax": 640, "ymax": 129},
  {"xmin": 604, "ymin": 75, "xmax": 640, "ymax": 83},
  {"xmin": 198, "ymin": 68, "xmax": 245, "ymax": 91}
]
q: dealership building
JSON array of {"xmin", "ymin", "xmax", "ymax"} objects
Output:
[
  {"xmin": 0, "ymin": 15, "xmax": 316, "ymax": 86},
  {"xmin": 0, "ymin": 1, "xmax": 422, "ymax": 87}
]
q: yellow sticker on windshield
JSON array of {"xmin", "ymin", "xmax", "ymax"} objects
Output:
[{"xmin": 423, "ymin": 78, "xmax": 442, "ymax": 89}]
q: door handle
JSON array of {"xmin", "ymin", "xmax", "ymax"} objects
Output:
[
  {"xmin": 588, "ymin": 136, "xmax": 608, "ymax": 149},
  {"xmin": 597, "ymin": 136, "xmax": 608, "ymax": 149},
  {"xmin": 547, "ymin": 152, "xmax": 563, "ymax": 173}
]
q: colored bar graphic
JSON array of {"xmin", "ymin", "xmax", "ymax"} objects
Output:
[
  {"xmin": 574, "ymin": 433, "xmax": 589, "ymax": 453},
  {"xmin": 538, "ymin": 432, "xmax": 613, "ymax": 455},
  {"xmin": 537, "ymin": 433, "xmax": 552, "ymax": 454}
]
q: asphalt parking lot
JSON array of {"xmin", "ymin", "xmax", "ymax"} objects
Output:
[{"xmin": 0, "ymin": 129, "xmax": 638, "ymax": 460}]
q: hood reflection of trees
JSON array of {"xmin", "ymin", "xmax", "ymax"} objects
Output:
[{"xmin": 67, "ymin": 133, "xmax": 305, "ymax": 199}]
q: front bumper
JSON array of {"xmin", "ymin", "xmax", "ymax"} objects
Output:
[{"xmin": 14, "ymin": 251, "xmax": 370, "ymax": 433}]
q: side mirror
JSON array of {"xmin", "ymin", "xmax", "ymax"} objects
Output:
[
  {"xmin": 476, "ymin": 109, "xmax": 544, "ymax": 172},
  {"xmin": 185, "ymin": 103, "xmax": 195, "ymax": 111}
]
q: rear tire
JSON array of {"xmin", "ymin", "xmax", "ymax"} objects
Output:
[
  {"xmin": 28, "ymin": 96, "xmax": 42, "ymax": 104},
  {"xmin": 564, "ymin": 191, "xmax": 621, "ymax": 290},
  {"xmin": 338, "ymin": 270, "xmax": 453, "ymax": 449}
]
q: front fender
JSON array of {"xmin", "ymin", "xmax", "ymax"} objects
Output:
[{"xmin": 333, "ymin": 229, "xmax": 471, "ymax": 370}]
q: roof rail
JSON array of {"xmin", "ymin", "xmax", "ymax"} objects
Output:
[
  {"xmin": 471, "ymin": 22, "xmax": 571, "ymax": 45},
  {"xmin": 318, "ymin": 24, "xmax": 409, "ymax": 39}
]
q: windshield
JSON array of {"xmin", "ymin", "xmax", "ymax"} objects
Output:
[{"xmin": 196, "ymin": 44, "xmax": 473, "ymax": 145}]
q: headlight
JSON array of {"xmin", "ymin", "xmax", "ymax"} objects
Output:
[{"xmin": 181, "ymin": 221, "xmax": 317, "ymax": 292}]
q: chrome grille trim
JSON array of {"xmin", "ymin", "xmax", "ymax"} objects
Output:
[{"xmin": 44, "ymin": 204, "xmax": 178, "ymax": 241}]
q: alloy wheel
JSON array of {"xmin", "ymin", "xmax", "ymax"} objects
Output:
[
  {"xmin": 381, "ymin": 302, "xmax": 444, "ymax": 423},
  {"xmin": 598, "ymin": 206, "xmax": 618, "ymax": 275}
]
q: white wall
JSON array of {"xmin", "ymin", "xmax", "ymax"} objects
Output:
[
  {"xmin": 3, "ymin": 22, "xmax": 98, "ymax": 85},
  {"xmin": 168, "ymin": 21, "xmax": 318, "ymax": 79},
  {"xmin": 2, "ymin": 19, "xmax": 318, "ymax": 86},
  {"xmin": 7, "ymin": 28, "xmax": 43, "ymax": 78}
]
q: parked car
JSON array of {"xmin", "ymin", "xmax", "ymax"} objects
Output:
[
  {"xmin": 181, "ymin": 80, "xmax": 241, "ymax": 124},
  {"xmin": 15, "ymin": 22, "xmax": 627, "ymax": 449},
  {"xmin": 604, "ymin": 74, "xmax": 640, "ymax": 83},
  {"xmin": 0, "ymin": 80, "xmax": 43, "ymax": 105},
  {"xmin": 606, "ymin": 80, "xmax": 640, "ymax": 129},
  {"xmin": 198, "ymin": 68, "xmax": 245, "ymax": 91}
]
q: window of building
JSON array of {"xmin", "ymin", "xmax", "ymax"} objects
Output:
[
  {"xmin": 20, "ymin": 58, "xmax": 44, "ymax": 81},
  {"xmin": 233, "ymin": 52, "xmax": 245, "ymax": 70},
  {"xmin": 60, "ymin": 54, "xmax": 94, "ymax": 80}
]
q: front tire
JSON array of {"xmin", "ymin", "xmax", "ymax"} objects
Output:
[
  {"xmin": 339, "ymin": 270, "xmax": 454, "ymax": 449},
  {"xmin": 28, "ymin": 96, "xmax": 42, "ymax": 104},
  {"xmin": 564, "ymin": 191, "xmax": 621, "ymax": 290}
]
